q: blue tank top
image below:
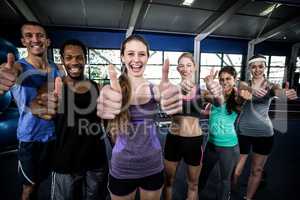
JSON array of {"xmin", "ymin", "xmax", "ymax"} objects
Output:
[
  {"xmin": 110, "ymin": 84, "xmax": 164, "ymax": 179},
  {"xmin": 10, "ymin": 58, "xmax": 59, "ymax": 142}
]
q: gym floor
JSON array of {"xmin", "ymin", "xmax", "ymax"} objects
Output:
[{"xmin": 0, "ymin": 120, "xmax": 299, "ymax": 200}]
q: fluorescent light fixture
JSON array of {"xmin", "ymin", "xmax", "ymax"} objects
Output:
[
  {"xmin": 259, "ymin": 3, "xmax": 281, "ymax": 16},
  {"xmin": 182, "ymin": 0, "xmax": 194, "ymax": 6}
]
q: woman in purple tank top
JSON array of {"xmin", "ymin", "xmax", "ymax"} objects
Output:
[{"xmin": 97, "ymin": 35, "xmax": 182, "ymax": 200}]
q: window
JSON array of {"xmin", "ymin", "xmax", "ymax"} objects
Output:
[
  {"xmin": 200, "ymin": 53, "xmax": 222, "ymax": 88},
  {"xmin": 200, "ymin": 53, "xmax": 222, "ymax": 76},
  {"xmin": 87, "ymin": 49, "xmax": 121, "ymax": 83},
  {"xmin": 17, "ymin": 48, "xmax": 27, "ymax": 59},
  {"xmin": 201, "ymin": 53, "xmax": 222, "ymax": 66},
  {"xmin": 163, "ymin": 51, "xmax": 185, "ymax": 84},
  {"xmin": 53, "ymin": 48, "xmax": 62, "ymax": 64},
  {"xmin": 262, "ymin": 55, "xmax": 270, "ymax": 66},
  {"xmin": 295, "ymin": 57, "xmax": 300, "ymax": 73},
  {"xmin": 144, "ymin": 51, "xmax": 163, "ymax": 84},
  {"xmin": 268, "ymin": 56, "xmax": 286, "ymax": 84},
  {"xmin": 222, "ymin": 54, "xmax": 242, "ymax": 76}
]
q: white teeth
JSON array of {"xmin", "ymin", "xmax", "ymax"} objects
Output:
[
  {"xmin": 70, "ymin": 68, "xmax": 80, "ymax": 73},
  {"xmin": 32, "ymin": 45, "xmax": 41, "ymax": 48}
]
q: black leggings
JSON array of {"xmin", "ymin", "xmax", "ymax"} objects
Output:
[{"xmin": 199, "ymin": 142, "xmax": 239, "ymax": 200}]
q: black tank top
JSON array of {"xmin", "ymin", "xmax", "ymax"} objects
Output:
[
  {"xmin": 52, "ymin": 80, "xmax": 107, "ymax": 173},
  {"xmin": 175, "ymin": 86, "xmax": 203, "ymax": 118}
]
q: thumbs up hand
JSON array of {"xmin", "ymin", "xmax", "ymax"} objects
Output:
[
  {"xmin": 253, "ymin": 80, "xmax": 268, "ymax": 98},
  {"xmin": 97, "ymin": 64, "xmax": 122, "ymax": 119},
  {"xmin": 180, "ymin": 79, "xmax": 195, "ymax": 96},
  {"xmin": 284, "ymin": 82, "xmax": 298, "ymax": 100},
  {"xmin": 204, "ymin": 68, "xmax": 222, "ymax": 98},
  {"xmin": 0, "ymin": 53, "xmax": 20, "ymax": 95},
  {"xmin": 30, "ymin": 77, "xmax": 62, "ymax": 120},
  {"xmin": 237, "ymin": 81, "xmax": 252, "ymax": 100},
  {"xmin": 159, "ymin": 59, "xmax": 182, "ymax": 115}
]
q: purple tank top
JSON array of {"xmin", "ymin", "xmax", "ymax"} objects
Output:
[{"xmin": 110, "ymin": 84, "xmax": 164, "ymax": 179}]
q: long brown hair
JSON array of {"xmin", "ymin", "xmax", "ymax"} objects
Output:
[
  {"xmin": 218, "ymin": 66, "xmax": 238, "ymax": 114},
  {"xmin": 108, "ymin": 35, "xmax": 150, "ymax": 136}
]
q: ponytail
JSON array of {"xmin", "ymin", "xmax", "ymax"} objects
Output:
[
  {"xmin": 226, "ymin": 89, "xmax": 238, "ymax": 114},
  {"xmin": 107, "ymin": 66, "xmax": 131, "ymax": 136}
]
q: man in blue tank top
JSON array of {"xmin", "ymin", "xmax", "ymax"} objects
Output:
[{"xmin": 0, "ymin": 21, "xmax": 59, "ymax": 200}]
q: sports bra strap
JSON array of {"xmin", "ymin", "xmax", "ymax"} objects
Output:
[{"xmin": 149, "ymin": 83, "xmax": 155, "ymax": 99}]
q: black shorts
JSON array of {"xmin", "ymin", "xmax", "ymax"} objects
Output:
[
  {"xmin": 108, "ymin": 171, "xmax": 164, "ymax": 196},
  {"xmin": 238, "ymin": 135, "xmax": 274, "ymax": 155},
  {"xmin": 164, "ymin": 133, "xmax": 204, "ymax": 166},
  {"xmin": 18, "ymin": 140, "xmax": 54, "ymax": 185}
]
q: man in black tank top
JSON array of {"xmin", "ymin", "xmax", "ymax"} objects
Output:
[{"xmin": 30, "ymin": 40, "xmax": 108, "ymax": 200}]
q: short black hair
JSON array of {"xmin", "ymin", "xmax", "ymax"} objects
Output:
[
  {"xmin": 59, "ymin": 39, "xmax": 87, "ymax": 61},
  {"xmin": 21, "ymin": 21, "xmax": 48, "ymax": 37}
]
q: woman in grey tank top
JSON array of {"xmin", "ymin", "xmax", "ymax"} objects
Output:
[{"xmin": 233, "ymin": 55, "xmax": 297, "ymax": 200}]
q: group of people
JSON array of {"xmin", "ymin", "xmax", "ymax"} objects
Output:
[{"xmin": 0, "ymin": 21, "xmax": 298, "ymax": 200}]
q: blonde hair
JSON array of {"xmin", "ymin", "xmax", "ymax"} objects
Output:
[{"xmin": 178, "ymin": 52, "xmax": 196, "ymax": 66}]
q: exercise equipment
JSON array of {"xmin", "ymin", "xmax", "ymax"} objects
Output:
[
  {"xmin": 0, "ymin": 37, "xmax": 19, "ymax": 152},
  {"xmin": 0, "ymin": 37, "xmax": 19, "ymax": 64},
  {"xmin": 0, "ymin": 91, "xmax": 12, "ymax": 112},
  {"xmin": 0, "ymin": 108, "xmax": 18, "ymax": 151}
]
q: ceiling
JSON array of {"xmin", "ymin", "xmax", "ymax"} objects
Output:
[{"xmin": 1, "ymin": 0, "xmax": 300, "ymax": 42}]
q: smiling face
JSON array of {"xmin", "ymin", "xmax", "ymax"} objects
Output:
[
  {"xmin": 121, "ymin": 40, "xmax": 149, "ymax": 78},
  {"xmin": 62, "ymin": 45, "xmax": 86, "ymax": 80},
  {"xmin": 21, "ymin": 25, "xmax": 50, "ymax": 57},
  {"xmin": 250, "ymin": 61, "xmax": 266, "ymax": 79},
  {"xmin": 177, "ymin": 56, "xmax": 195, "ymax": 80},
  {"xmin": 219, "ymin": 71, "xmax": 236, "ymax": 94}
]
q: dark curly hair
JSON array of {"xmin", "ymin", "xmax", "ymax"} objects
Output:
[{"xmin": 219, "ymin": 66, "xmax": 238, "ymax": 114}]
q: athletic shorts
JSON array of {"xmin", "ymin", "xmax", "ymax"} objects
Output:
[
  {"xmin": 51, "ymin": 167, "xmax": 108, "ymax": 200},
  {"xmin": 18, "ymin": 140, "xmax": 54, "ymax": 185},
  {"xmin": 108, "ymin": 171, "xmax": 164, "ymax": 196},
  {"xmin": 164, "ymin": 133, "xmax": 204, "ymax": 166},
  {"xmin": 238, "ymin": 134, "xmax": 274, "ymax": 155}
]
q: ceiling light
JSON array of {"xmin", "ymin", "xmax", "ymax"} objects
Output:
[
  {"xmin": 182, "ymin": 0, "xmax": 194, "ymax": 6},
  {"xmin": 259, "ymin": 3, "xmax": 281, "ymax": 16}
]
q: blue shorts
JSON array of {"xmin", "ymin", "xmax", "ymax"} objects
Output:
[{"xmin": 18, "ymin": 140, "xmax": 54, "ymax": 185}]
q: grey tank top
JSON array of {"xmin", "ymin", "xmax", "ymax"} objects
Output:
[
  {"xmin": 110, "ymin": 84, "xmax": 164, "ymax": 179},
  {"xmin": 237, "ymin": 81, "xmax": 275, "ymax": 137}
]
